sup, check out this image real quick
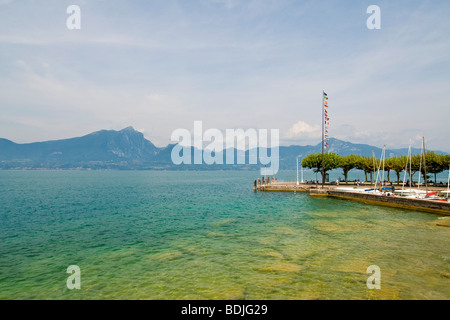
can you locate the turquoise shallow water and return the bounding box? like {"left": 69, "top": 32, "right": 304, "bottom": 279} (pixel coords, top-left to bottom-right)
{"left": 0, "top": 170, "right": 449, "bottom": 300}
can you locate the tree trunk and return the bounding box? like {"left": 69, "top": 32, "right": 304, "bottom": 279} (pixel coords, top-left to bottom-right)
{"left": 410, "top": 171, "right": 415, "bottom": 187}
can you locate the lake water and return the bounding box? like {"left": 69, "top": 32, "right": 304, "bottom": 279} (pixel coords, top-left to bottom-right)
{"left": 0, "top": 170, "right": 448, "bottom": 299}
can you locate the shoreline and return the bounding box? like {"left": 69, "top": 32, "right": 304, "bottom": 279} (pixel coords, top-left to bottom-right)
{"left": 254, "top": 181, "right": 450, "bottom": 215}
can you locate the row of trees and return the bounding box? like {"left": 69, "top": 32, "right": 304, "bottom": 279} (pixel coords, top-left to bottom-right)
{"left": 301, "top": 152, "right": 450, "bottom": 184}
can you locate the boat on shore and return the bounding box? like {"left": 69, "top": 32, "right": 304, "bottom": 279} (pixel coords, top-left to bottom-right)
{"left": 393, "top": 137, "right": 448, "bottom": 201}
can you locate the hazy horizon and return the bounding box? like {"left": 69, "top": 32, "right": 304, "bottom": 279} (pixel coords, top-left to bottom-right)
{"left": 2, "top": 125, "right": 449, "bottom": 154}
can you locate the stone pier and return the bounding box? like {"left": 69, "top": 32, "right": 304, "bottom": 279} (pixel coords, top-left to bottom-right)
{"left": 254, "top": 180, "right": 450, "bottom": 215}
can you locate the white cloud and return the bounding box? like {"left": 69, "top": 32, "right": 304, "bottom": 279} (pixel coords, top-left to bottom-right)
{"left": 284, "top": 121, "right": 321, "bottom": 140}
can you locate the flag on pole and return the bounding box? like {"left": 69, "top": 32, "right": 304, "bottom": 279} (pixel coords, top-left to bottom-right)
{"left": 323, "top": 92, "right": 330, "bottom": 150}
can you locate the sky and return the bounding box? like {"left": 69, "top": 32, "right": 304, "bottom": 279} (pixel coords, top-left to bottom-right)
{"left": 0, "top": 0, "right": 449, "bottom": 152}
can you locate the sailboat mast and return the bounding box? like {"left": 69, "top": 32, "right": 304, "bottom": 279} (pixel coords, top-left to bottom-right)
{"left": 418, "top": 143, "right": 422, "bottom": 190}
{"left": 423, "top": 137, "right": 428, "bottom": 193}
{"left": 372, "top": 150, "right": 375, "bottom": 184}
{"left": 409, "top": 143, "right": 412, "bottom": 189}
{"left": 402, "top": 143, "right": 411, "bottom": 191}
{"left": 382, "top": 146, "right": 386, "bottom": 184}
{"left": 321, "top": 90, "right": 325, "bottom": 188}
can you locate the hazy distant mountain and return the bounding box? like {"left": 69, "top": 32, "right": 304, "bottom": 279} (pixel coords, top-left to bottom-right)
{"left": 0, "top": 127, "right": 158, "bottom": 169}
{"left": 0, "top": 127, "right": 446, "bottom": 170}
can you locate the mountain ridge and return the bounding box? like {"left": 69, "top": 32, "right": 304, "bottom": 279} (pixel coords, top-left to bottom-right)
{"left": 0, "top": 127, "right": 446, "bottom": 170}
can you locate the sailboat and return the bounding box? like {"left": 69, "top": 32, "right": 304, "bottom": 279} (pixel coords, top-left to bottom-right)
{"left": 364, "top": 146, "right": 394, "bottom": 194}
{"left": 396, "top": 140, "right": 426, "bottom": 197}
{"left": 417, "top": 138, "right": 447, "bottom": 201}
{"left": 396, "top": 138, "right": 446, "bottom": 201}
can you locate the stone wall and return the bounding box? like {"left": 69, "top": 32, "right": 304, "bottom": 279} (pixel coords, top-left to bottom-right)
{"left": 328, "top": 190, "right": 450, "bottom": 215}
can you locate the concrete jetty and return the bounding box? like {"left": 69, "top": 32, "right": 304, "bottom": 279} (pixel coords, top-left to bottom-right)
{"left": 254, "top": 179, "right": 450, "bottom": 215}
{"left": 256, "top": 181, "right": 319, "bottom": 192}
{"left": 325, "top": 188, "right": 450, "bottom": 215}
{"left": 254, "top": 177, "right": 325, "bottom": 192}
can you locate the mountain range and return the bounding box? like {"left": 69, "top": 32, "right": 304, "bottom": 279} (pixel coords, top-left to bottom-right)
{"left": 0, "top": 127, "right": 445, "bottom": 170}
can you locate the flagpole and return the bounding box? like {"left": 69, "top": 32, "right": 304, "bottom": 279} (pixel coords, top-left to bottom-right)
{"left": 301, "top": 160, "right": 304, "bottom": 183}
{"left": 322, "top": 90, "right": 325, "bottom": 188}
